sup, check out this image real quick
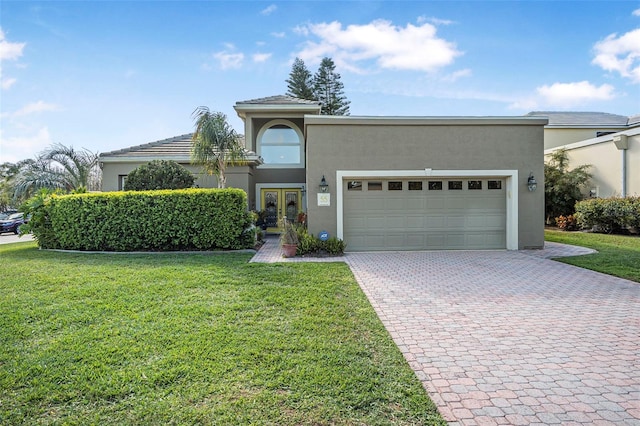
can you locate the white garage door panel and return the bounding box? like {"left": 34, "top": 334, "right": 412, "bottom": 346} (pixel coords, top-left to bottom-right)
{"left": 344, "top": 178, "right": 506, "bottom": 251}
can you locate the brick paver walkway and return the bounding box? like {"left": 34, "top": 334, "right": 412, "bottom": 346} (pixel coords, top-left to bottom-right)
{"left": 251, "top": 241, "right": 639, "bottom": 425}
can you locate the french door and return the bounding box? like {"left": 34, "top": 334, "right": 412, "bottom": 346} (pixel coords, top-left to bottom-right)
{"left": 260, "top": 188, "right": 302, "bottom": 232}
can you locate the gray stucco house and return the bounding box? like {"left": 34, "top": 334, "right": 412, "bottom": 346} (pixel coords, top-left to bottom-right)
{"left": 100, "top": 95, "right": 548, "bottom": 251}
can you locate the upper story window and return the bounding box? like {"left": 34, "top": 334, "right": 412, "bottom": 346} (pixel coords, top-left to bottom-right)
{"left": 257, "top": 120, "right": 304, "bottom": 168}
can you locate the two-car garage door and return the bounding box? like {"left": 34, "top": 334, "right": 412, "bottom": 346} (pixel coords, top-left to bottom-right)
{"left": 343, "top": 178, "right": 506, "bottom": 251}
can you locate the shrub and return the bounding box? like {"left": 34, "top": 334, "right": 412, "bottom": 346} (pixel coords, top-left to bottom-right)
{"left": 544, "top": 149, "right": 591, "bottom": 224}
{"left": 295, "top": 226, "right": 345, "bottom": 256}
{"left": 575, "top": 197, "right": 640, "bottom": 234}
{"left": 297, "top": 230, "right": 320, "bottom": 254}
{"left": 19, "top": 188, "right": 65, "bottom": 247}
{"left": 27, "top": 188, "right": 253, "bottom": 251}
{"left": 124, "top": 160, "right": 195, "bottom": 191}
{"left": 555, "top": 215, "right": 577, "bottom": 231}
{"left": 323, "top": 236, "right": 347, "bottom": 255}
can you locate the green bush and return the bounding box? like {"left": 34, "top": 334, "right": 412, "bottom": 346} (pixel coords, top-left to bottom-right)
{"left": 297, "top": 229, "right": 320, "bottom": 254}
{"left": 575, "top": 197, "right": 640, "bottom": 234}
{"left": 544, "top": 149, "right": 591, "bottom": 224}
{"left": 124, "top": 160, "right": 195, "bottom": 191}
{"left": 295, "top": 226, "right": 345, "bottom": 256}
{"left": 26, "top": 188, "right": 253, "bottom": 251}
{"left": 323, "top": 236, "right": 346, "bottom": 255}
{"left": 19, "top": 188, "right": 65, "bottom": 247}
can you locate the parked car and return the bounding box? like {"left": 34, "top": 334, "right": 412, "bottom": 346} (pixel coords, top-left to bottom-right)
{"left": 0, "top": 209, "right": 18, "bottom": 220}
{"left": 0, "top": 212, "right": 27, "bottom": 235}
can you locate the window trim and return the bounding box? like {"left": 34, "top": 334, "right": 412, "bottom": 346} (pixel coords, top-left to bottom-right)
{"left": 256, "top": 119, "right": 305, "bottom": 169}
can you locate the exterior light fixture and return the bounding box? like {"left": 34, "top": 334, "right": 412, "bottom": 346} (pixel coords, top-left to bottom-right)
{"left": 319, "top": 175, "right": 329, "bottom": 193}
{"left": 527, "top": 173, "right": 537, "bottom": 192}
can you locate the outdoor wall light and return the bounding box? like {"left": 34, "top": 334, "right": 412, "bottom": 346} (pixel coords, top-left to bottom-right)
{"left": 527, "top": 173, "right": 537, "bottom": 192}
{"left": 319, "top": 175, "right": 329, "bottom": 193}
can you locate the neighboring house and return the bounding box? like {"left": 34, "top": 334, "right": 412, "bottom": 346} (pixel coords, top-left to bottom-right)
{"left": 530, "top": 111, "right": 640, "bottom": 198}
{"left": 101, "top": 95, "right": 548, "bottom": 251}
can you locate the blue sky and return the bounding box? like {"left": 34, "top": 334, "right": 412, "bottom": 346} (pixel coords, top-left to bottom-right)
{"left": 1, "top": 1, "right": 639, "bottom": 163}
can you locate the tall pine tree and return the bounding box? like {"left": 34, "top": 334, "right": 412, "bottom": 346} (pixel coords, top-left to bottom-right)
{"left": 285, "top": 57, "right": 315, "bottom": 101}
{"left": 313, "top": 57, "right": 350, "bottom": 116}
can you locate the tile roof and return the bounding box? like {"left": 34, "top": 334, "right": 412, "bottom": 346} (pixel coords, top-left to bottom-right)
{"left": 525, "top": 111, "right": 629, "bottom": 126}
{"left": 100, "top": 134, "right": 194, "bottom": 158}
{"left": 100, "top": 133, "right": 251, "bottom": 160}
{"left": 235, "top": 95, "right": 320, "bottom": 106}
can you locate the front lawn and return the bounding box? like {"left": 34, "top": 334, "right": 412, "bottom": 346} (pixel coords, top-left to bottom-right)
{"left": 0, "top": 242, "right": 444, "bottom": 425}
{"left": 545, "top": 229, "right": 640, "bottom": 283}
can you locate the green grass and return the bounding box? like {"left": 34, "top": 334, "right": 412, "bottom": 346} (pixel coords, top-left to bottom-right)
{"left": 545, "top": 229, "right": 640, "bottom": 283}
{"left": 0, "top": 242, "right": 444, "bottom": 425}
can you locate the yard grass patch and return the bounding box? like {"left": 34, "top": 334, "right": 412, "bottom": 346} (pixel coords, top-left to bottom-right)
{"left": 0, "top": 242, "right": 444, "bottom": 425}
{"left": 545, "top": 229, "right": 640, "bottom": 283}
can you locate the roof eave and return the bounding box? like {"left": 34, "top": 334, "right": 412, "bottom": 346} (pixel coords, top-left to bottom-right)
{"left": 234, "top": 103, "right": 321, "bottom": 119}
{"left": 544, "top": 124, "right": 629, "bottom": 129}
{"left": 303, "top": 115, "right": 549, "bottom": 126}
{"left": 100, "top": 154, "right": 263, "bottom": 166}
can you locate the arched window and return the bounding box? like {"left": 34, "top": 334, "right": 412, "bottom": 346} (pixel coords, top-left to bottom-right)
{"left": 257, "top": 120, "right": 304, "bottom": 167}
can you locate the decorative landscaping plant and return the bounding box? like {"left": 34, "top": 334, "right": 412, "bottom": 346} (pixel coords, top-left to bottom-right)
{"left": 280, "top": 217, "right": 299, "bottom": 257}
{"left": 295, "top": 225, "right": 346, "bottom": 256}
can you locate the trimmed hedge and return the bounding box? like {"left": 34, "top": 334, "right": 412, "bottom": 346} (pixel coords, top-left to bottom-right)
{"left": 33, "top": 188, "right": 253, "bottom": 251}
{"left": 575, "top": 197, "right": 640, "bottom": 234}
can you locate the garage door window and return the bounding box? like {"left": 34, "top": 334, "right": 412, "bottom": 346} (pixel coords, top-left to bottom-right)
{"left": 468, "top": 180, "right": 482, "bottom": 190}
{"left": 388, "top": 181, "right": 403, "bottom": 191}
{"left": 488, "top": 180, "right": 502, "bottom": 189}
{"left": 428, "top": 181, "right": 443, "bottom": 190}
{"left": 409, "top": 181, "right": 423, "bottom": 190}
{"left": 448, "top": 181, "right": 463, "bottom": 190}
{"left": 368, "top": 181, "right": 383, "bottom": 191}
{"left": 348, "top": 181, "right": 362, "bottom": 191}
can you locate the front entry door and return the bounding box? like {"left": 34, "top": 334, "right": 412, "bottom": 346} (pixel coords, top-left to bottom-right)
{"left": 260, "top": 188, "right": 302, "bottom": 232}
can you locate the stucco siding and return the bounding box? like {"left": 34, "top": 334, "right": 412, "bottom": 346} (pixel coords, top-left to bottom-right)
{"left": 254, "top": 168, "right": 305, "bottom": 184}
{"left": 100, "top": 161, "right": 254, "bottom": 196}
{"left": 305, "top": 119, "right": 546, "bottom": 250}
{"left": 557, "top": 134, "right": 639, "bottom": 198}
{"left": 544, "top": 128, "right": 625, "bottom": 149}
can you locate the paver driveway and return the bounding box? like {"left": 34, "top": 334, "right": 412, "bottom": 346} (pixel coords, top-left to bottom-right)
{"left": 346, "top": 250, "right": 640, "bottom": 425}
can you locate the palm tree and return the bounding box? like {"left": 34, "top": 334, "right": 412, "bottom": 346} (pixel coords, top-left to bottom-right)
{"left": 11, "top": 143, "right": 100, "bottom": 201}
{"left": 191, "top": 107, "right": 246, "bottom": 189}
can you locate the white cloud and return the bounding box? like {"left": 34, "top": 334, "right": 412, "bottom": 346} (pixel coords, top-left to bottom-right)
{"left": 538, "top": 81, "right": 615, "bottom": 106}
{"left": 271, "top": 32, "right": 286, "bottom": 38}
{"left": 260, "top": 4, "right": 277, "bottom": 16}
{"left": 442, "top": 69, "right": 472, "bottom": 82}
{"left": 0, "top": 28, "right": 26, "bottom": 91}
{"left": 252, "top": 53, "right": 272, "bottom": 63}
{"left": 1, "top": 77, "right": 16, "bottom": 90}
{"left": 295, "top": 19, "right": 462, "bottom": 73}
{"left": 213, "top": 49, "right": 244, "bottom": 70}
{"left": 12, "top": 101, "right": 62, "bottom": 118}
{"left": 0, "top": 28, "right": 25, "bottom": 60}
{"left": 0, "top": 127, "right": 52, "bottom": 163}
{"left": 633, "top": 9, "right": 640, "bottom": 17}
{"left": 592, "top": 28, "right": 640, "bottom": 83}
{"left": 293, "top": 25, "right": 309, "bottom": 37}
{"left": 510, "top": 81, "right": 616, "bottom": 109}
{"left": 417, "top": 16, "right": 455, "bottom": 26}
